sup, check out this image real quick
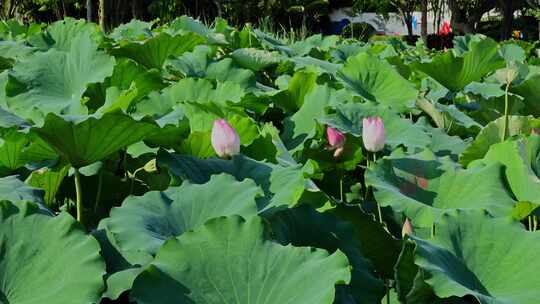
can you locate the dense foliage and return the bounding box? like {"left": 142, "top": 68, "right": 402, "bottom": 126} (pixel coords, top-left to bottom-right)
{"left": 1, "top": 16, "right": 540, "bottom": 304}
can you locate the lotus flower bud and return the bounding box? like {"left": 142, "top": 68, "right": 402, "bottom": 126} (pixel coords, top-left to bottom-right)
{"left": 402, "top": 218, "right": 414, "bottom": 237}
{"left": 211, "top": 119, "right": 240, "bottom": 158}
{"left": 326, "top": 126, "right": 346, "bottom": 157}
{"left": 531, "top": 128, "right": 539, "bottom": 136}
{"left": 362, "top": 117, "right": 386, "bottom": 152}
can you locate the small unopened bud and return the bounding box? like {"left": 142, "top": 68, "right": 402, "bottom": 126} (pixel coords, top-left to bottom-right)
{"left": 326, "top": 126, "right": 346, "bottom": 158}
{"left": 402, "top": 218, "right": 414, "bottom": 237}
{"left": 143, "top": 159, "right": 158, "bottom": 173}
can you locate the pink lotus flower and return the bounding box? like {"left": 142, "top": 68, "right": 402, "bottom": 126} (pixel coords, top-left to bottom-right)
{"left": 362, "top": 117, "right": 386, "bottom": 152}
{"left": 402, "top": 218, "right": 414, "bottom": 237}
{"left": 326, "top": 126, "right": 346, "bottom": 157}
{"left": 211, "top": 119, "right": 240, "bottom": 158}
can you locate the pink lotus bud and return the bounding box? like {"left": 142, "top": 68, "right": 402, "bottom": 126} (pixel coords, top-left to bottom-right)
{"left": 402, "top": 218, "right": 414, "bottom": 237}
{"left": 326, "top": 126, "right": 346, "bottom": 149}
{"left": 362, "top": 117, "right": 386, "bottom": 152}
{"left": 211, "top": 119, "right": 240, "bottom": 158}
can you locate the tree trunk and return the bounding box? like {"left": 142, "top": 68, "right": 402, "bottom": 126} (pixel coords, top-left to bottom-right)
{"left": 131, "top": 0, "right": 140, "bottom": 20}
{"left": 99, "top": 0, "right": 105, "bottom": 32}
{"left": 499, "top": 0, "right": 514, "bottom": 40}
{"left": 421, "top": 0, "right": 428, "bottom": 43}
{"left": 86, "top": 0, "right": 92, "bottom": 22}
{"left": 405, "top": 13, "right": 414, "bottom": 40}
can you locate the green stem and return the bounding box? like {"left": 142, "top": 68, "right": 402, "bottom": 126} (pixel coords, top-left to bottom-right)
{"left": 339, "top": 177, "right": 344, "bottom": 203}
{"left": 373, "top": 153, "right": 383, "bottom": 224}
{"left": 74, "top": 168, "right": 83, "bottom": 224}
{"left": 529, "top": 216, "right": 534, "bottom": 231}
{"left": 386, "top": 280, "right": 391, "bottom": 304}
{"left": 129, "top": 168, "right": 143, "bottom": 196}
{"left": 534, "top": 216, "right": 538, "bottom": 232}
{"left": 502, "top": 82, "right": 511, "bottom": 142}
{"left": 93, "top": 169, "right": 103, "bottom": 213}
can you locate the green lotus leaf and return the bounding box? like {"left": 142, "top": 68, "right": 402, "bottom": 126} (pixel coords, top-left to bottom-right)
{"left": 290, "top": 34, "right": 339, "bottom": 56}
{"left": 365, "top": 150, "right": 515, "bottom": 228}
{"left": 409, "top": 210, "right": 540, "bottom": 304}
{"left": 157, "top": 151, "right": 328, "bottom": 212}
{"left": 331, "top": 204, "right": 403, "bottom": 279}
{"left": 6, "top": 31, "right": 115, "bottom": 121}
{"left": 27, "top": 163, "right": 70, "bottom": 206}
{"left": 131, "top": 215, "right": 351, "bottom": 304}
{"left": 337, "top": 52, "right": 418, "bottom": 112}
{"left": 206, "top": 57, "right": 256, "bottom": 88}
{"left": 289, "top": 56, "right": 342, "bottom": 75}
{"left": 32, "top": 112, "right": 158, "bottom": 168}
{"left": 110, "top": 19, "right": 154, "bottom": 42}
{"left": 512, "top": 72, "right": 540, "bottom": 116}
{"left": 0, "top": 175, "right": 44, "bottom": 204}
{"left": 0, "top": 129, "right": 57, "bottom": 171}
{"left": 281, "top": 84, "right": 341, "bottom": 151}
{"left": 0, "top": 201, "right": 106, "bottom": 304}
{"left": 101, "top": 58, "right": 165, "bottom": 103}
{"left": 104, "top": 173, "right": 261, "bottom": 258}
{"left": 231, "top": 48, "right": 281, "bottom": 71}
{"left": 29, "top": 18, "right": 100, "bottom": 51}
{"left": 169, "top": 16, "right": 210, "bottom": 37}
{"left": 413, "top": 38, "right": 504, "bottom": 92}
{"left": 269, "top": 205, "right": 385, "bottom": 303}
{"left": 273, "top": 69, "right": 318, "bottom": 112}
{"left": 477, "top": 136, "right": 540, "bottom": 205}
{"left": 463, "top": 82, "right": 505, "bottom": 99}
{"left": 166, "top": 45, "right": 213, "bottom": 78}
{"left": 460, "top": 115, "right": 540, "bottom": 166}
{"left": 111, "top": 32, "right": 205, "bottom": 69}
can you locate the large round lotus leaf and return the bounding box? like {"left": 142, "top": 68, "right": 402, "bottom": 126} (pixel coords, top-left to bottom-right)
{"left": 268, "top": 206, "right": 384, "bottom": 304}
{"left": 477, "top": 136, "right": 540, "bottom": 205}
{"left": 105, "top": 173, "right": 262, "bottom": 258}
{"left": 0, "top": 175, "right": 44, "bottom": 204}
{"left": 410, "top": 210, "right": 540, "bottom": 304}
{"left": 32, "top": 112, "right": 158, "bottom": 168}
{"left": 231, "top": 48, "right": 281, "bottom": 71}
{"left": 111, "top": 32, "right": 205, "bottom": 69}
{"left": 412, "top": 38, "right": 504, "bottom": 92}
{"left": 460, "top": 115, "right": 540, "bottom": 166}
{"left": 0, "top": 128, "right": 57, "bottom": 171}
{"left": 6, "top": 32, "right": 115, "bottom": 121}
{"left": 365, "top": 150, "right": 515, "bottom": 228}
{"left": 131, "top": 215, "right": 351, "bottom": 304}
{"left": 157, "top": 151, "right": 329, "bottom": 212}
{"left": 337, "top": 52, "right": 418, "bottom": 112}
{"left": 0, "top": 201, "right": 105, "bottom": 304}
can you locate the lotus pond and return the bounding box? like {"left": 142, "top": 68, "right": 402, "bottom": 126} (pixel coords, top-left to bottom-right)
{"left": 1, "top": 17, "right": 540, "bottom": 304}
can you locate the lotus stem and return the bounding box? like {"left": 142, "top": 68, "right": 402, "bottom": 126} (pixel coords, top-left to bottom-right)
{"left": 386, "top": 280, "right": 391, "bottom": 304}
{"left": 93, "top": 169, "right": 103, "bottom": 213}
{"left": 502, "top": 82, "right": 511, "bottom": 141}
{"left": 74, "top": 168, "right": 83, "bottom": 224}
{"left": 373, "top": 153, "right": 383, "bottom": 224}
{"left": 339, "top": 178, "right": 344, "bottom": 203}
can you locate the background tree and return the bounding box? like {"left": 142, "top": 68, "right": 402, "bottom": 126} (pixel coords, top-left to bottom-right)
{"left": 525, "top": 0, "right": 540, "bottom": 39}
{"left": 447, "top": 0, "right": 496, "bottom": 33}
{"left": 421, "top": 0, "right": 428, "bottom": 42}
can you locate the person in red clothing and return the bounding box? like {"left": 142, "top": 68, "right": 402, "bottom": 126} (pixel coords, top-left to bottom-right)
{"left": 438, "top": 21, "right": 452, "bottom": 36}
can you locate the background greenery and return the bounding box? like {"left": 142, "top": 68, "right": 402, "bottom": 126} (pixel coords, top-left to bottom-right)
{"left": 1, "top": 0, "right": 540, "bottom": 42}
